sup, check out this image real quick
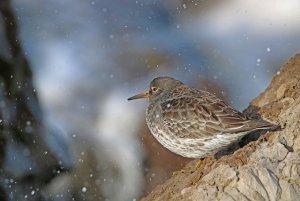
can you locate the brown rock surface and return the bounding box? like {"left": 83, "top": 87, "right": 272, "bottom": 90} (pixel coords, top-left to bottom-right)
{"left": 141, "top": 54, "right": 300, "bottom": 201}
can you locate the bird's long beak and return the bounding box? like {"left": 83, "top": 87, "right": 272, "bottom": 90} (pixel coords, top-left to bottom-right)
{"left": 128, "top": 90, "right": 149, "bottom": 101}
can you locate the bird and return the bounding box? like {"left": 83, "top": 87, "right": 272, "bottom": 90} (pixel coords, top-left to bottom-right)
{"left": 128, "top": 76, "right": 277, "bottom": 158}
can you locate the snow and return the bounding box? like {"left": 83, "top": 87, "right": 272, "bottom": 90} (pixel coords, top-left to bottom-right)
{"left": 81, "top": 186, "right": 87, "bottom": 193}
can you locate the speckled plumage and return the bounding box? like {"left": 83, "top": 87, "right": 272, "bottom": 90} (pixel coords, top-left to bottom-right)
{"left": 128, "top": 76, "right": 276, "bottom": 158}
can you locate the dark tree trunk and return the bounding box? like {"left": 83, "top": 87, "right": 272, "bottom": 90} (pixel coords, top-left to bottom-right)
{"left": 0, "top": 1, "right": 72, "bottom": 200}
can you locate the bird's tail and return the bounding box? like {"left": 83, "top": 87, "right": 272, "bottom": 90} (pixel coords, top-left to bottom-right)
{"left": 247, "top": 119, "right": 280, "bottom": 131}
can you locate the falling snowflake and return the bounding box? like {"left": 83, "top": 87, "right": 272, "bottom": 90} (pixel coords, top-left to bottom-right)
{"left": 81, "top": 187, "right": 87, "bottom": 193}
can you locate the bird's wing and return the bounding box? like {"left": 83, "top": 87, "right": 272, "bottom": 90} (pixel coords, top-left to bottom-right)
{"left": 160, "top": 90, "right": 250, "bottom": 139}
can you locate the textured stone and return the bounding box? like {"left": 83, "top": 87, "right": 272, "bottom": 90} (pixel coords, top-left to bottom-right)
{"left": 237, "top": 168, "right": 269, "bottom": 201}
{"left": 224, "top": 187, "right": 250, "bottom": 201}
{"left": 279, "top": 180, "right": 300, "bottom": 201}
{"left": 276, "top": 84, "right": 287, "bottom": 99}
{"left": 257, "top": 168, "right": 281, "bottom": 201}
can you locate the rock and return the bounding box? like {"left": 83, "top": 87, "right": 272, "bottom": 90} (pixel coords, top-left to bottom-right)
{"left": 276, "top": 84, "right": 287, "bottom": 99}
{"left": 141, "top": 54, "right": 300, "bottom": 201}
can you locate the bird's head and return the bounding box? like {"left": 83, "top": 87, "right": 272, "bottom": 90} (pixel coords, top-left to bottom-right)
{"left": 128, "top": 76, "right": 183, "bottom": 102}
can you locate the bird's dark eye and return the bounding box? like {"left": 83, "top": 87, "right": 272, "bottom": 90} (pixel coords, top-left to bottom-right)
{"left": 151, "top": 87, "right": 158, "bottom": 93}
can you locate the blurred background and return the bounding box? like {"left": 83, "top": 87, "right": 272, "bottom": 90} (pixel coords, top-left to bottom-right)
{"left": 0, "top": 0, "right": 300, "bottom": 200}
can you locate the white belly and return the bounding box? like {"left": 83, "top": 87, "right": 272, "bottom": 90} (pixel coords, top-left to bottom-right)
{"left": 145, "top": 104, "right": 242, "bottom": 158}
